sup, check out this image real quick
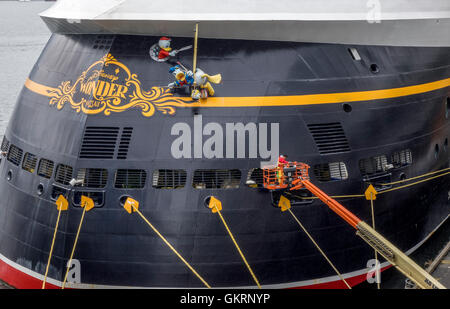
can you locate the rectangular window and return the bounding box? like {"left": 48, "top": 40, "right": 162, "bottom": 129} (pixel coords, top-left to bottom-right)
{"left": 55, "top": 164, "right": 74, "bottom": 185}
{"left": 391, "top": 149, "right": 412, "bottom": 168}
{"left": 76, "top": 168, "right": 108, "bottom": 188}
{"left": 246, "top": 168, "right": 264, "bottom": 188}
{"left": 115, "top": 169, "right": 147, "bottom": 189}
{"left": 51, "top": 185, "right": 68, "bottom": 201}
{"left": 271, "top": 190, "right": 314, "bottom": 207}
{"left": 152, "top": 169, "right": 186, "bottom": 189}
{"left": 313, "top": 162, "right": 349, "bottom": 182}
{"left": 193, "top": 169, "right": 241, "bottom": 189}
{"left": 37, "top": 159, "right": 54, "bottom": 179}
{"left": 7, "top": 145, "right": 23, "bottom": 166}
{"left": 359, "top": 155, "right": 388, "bottom": 175}
{"left": 22, "top": 152, "right": 38, "bottom": 173}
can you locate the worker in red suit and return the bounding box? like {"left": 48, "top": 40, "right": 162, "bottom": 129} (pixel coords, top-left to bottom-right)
{"left": 278, "top": 154, "right": 288, "bottom": 166}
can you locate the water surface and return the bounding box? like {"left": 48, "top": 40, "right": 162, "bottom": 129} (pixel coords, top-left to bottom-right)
{"left": 0, "top": 1, "right": 52, "bottom": 136}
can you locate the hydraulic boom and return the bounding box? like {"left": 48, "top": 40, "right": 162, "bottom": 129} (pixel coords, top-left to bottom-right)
{"left": 263, "top": 162, "right": 445, "bottom": 289}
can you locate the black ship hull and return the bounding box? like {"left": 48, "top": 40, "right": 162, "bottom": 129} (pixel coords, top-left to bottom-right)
{"left": 0, "top": 34, "right": 448, "bottom": 288}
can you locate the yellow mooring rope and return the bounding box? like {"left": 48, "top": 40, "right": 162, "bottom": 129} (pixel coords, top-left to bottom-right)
{"left": 214, "top": 208, "right": 262, "bottom": 289}
{"left": 380, "top": 167, "right": 450, "bottom": 186}
{"left": 62, "top": 206, "right": 87, "bottom": 289}
{"left": 369, "top": 192, "right": 380, "bottom": 289}
{"left": 131, "top": 205, "right": 211, "bottom": 288}
{"left": 42, "top": 206, "right": 63, "bottom": 289}
{"left": 377, "top": 171, "right": 450, "bottom": 195}
{"left": 286, "top": 167, "right": 450, "bottom": 201}
{"left": 286, "top": 208, "right": 352, "bottom": 289}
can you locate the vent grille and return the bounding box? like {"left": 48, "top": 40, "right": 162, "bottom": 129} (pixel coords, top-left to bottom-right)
{"left": 93, "top": 35, "right": 114, "bottom": 50}
{"left": 7, "top": 145, "right": 23, "bottom": 166}
{"left": 79, "top": 127, "right": 119, "bottom": 159}
{"left": 307, "top": 123, "right": 351, "bottom": 155}
{"left": 359, "top": 155, "right": 388, "bottom": 175}
{"left": 1, "top": 136, "right": 9, "bottom": 152}
{"left": 313, "top": 162, "right": 348, "bottom": 182}
{"left": 55, "top": 164, "right": 74, "bottom": 185}
{"left": 392, "top": 149, "right": 412, "bottom": 168}
{"left": 246, "top": 168, "right": 264, "bottom": 188}
{"left": 115, "top": 169, "right": 146, "bottom": 189}
{"left": 152, "top": 169, "right": 186, "bottom": 189}
{"left": 117, "top": 127, "right": 133, "bottom": 159}
{"left": 22, "top": 153, "right": 37, "bottom": 173}
{"left": 37, "top": 159, "right": 54, "bottom": 179}
{"left": 76, "top": 168, "right": 108, "bottom": 188}
{"left": 193, "top": 169, "right": 241, "bottom": 189}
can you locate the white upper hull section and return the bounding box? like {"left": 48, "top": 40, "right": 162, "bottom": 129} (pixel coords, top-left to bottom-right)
{"left": 39, "top": 0, "right": 450, "bottom": 46}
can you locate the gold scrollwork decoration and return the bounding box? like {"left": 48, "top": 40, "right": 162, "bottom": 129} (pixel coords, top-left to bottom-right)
{"left": 46, "top": 53, "right": 194, "bottom": 117}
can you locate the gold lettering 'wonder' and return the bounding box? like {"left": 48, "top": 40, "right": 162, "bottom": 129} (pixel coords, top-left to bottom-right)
{"left": 44, "top": 53, "right": 195, "bottom": 117}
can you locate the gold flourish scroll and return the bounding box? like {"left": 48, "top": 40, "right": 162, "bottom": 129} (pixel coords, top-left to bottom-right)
{"left": 47, "top": 53, "right": 194, "bottom": 117}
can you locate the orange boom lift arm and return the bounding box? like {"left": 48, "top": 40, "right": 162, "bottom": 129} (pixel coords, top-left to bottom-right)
{"left": 263, "top": 162, "right": 445, "bottom": 289}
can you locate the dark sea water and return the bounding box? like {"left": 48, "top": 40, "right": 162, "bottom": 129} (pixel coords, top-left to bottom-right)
{"left": 0, "top": 1, "right": 52, "bottom": 136}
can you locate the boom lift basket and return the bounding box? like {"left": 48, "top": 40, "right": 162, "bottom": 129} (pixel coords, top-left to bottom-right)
{"left": 262, "top": 162, "right": 310, "bottom": 190}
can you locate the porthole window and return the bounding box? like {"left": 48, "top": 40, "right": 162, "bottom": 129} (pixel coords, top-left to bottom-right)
{"left": 370, "top": 63, "right": 379, "bottom": 74}
{"left": 37, "top": 184, "right": 44, "bottom": 196}
{"left": 119, "top": 195, "right": 131, "bottom": 207}
{"left": 343, "top": 103, "right": 352, "bottom": 113}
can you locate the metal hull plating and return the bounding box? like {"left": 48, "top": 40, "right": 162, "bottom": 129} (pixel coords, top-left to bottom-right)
{"left": 0, "top": 34, "right": 449, "bottom": 288}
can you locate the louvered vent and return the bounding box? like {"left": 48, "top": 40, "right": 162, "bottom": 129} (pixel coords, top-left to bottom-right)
{"left": 76, "top": 168, "right": 108, "bottom": 188}
{"left": 246, "top": 168, "right": 264, "bottom": 188}
{"left": 37, "top": 159, "right": 54, "bottom": 179}
{"left": 22, "top": 153, "right": 37, "bottom": 173}
{"left": 115, "top": 169, "right": 146, "bottom": 189}
{"left": 193, "top": 169, "right": 241, "bottom": 189}
{"left": 117, "top": 127, "right": 133, "bottom": 159}
{"left": 313, "top": 162, "right": 348, "bottom": 182}
{"left": 80, "top": 127, "right": 119, "bottom": 159}
{"left": 307, "top": 123, "right": 351, "bottom": 155}
{"left": 359, "top": 155, "right": 388, "bottom": 175}
{"left": 152, "top": 169, "right": 186, "bottom": 189}
{"left": 55, "top": 164, "right": 74, "bottom": 185}
{"left": 1, "top": 136, "right": 9, "bottom": 152}
{"left": 7, "top": 145, "right": 23, "bottom": 166}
